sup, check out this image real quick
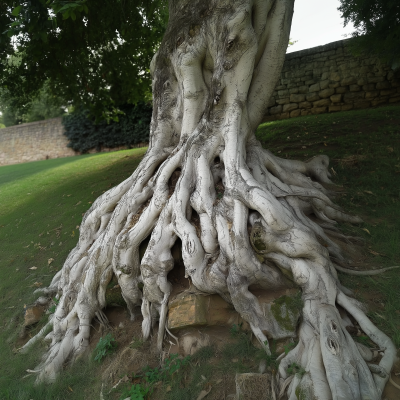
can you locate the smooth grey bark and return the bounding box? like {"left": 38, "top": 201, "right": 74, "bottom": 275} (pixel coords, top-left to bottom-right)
{"left": 24, "top": 1, "right": 396, "bottom": 398}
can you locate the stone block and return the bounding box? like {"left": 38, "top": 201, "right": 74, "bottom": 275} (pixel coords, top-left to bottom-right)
{"left": 343, "top": 91, "right": 365, "bottom": 103}
{"left": 301, "top": 110, "right": 311, "bottom": 116}
{"left": 290, "top": 93, "right": 305, "bottom": 103}
{"left": 236, "top": 373, "right": 272, "bottom": 400}
{"left": 290, "top": 109, "right": 301, "bottom": 118}
{"left": 168, "top": 293, "right": 239, "bottom": 330}
{"left": 353, "top": 100, "right": 371, "bottom": 109}
{"left": 275, "top": 85, "right": 287, "bottom": 90}
{"left": 277, "top": 112, "right": 290, "bottom": 120}
{"left": 389, "top": 96, "right": 400, "bottom": 103}
{"left": 319, "top": 88, "right": 335, "bottom": 98}
{"left": 309, "top": 83, "right": 320, "bottom": 92}
{"left": 335, "top": 87, "right": 347, "bottom": 94}
{"left": 368, "top": 76, "right": 385, "bottom": 83}
{"left": 329, "top": 82, "right": 340, "bottom": 89}
{"left": 321, "top": 72, "right": 330, "bottom": 80}
{"left": 168, "top": 294, "right": 208, "bottom": 329}
{"left": 330, "top": 94, "right": 342, "bottom": 103}
{"left": 277, "top": 89, "right": 289, "bottom": 97}
{"left": 269, "top": 105, "right": 282, "bottom": 115}
{"left": 298, "top": 85, "right": 309, "bottom": 94}
{"left": 299, "top": 101, "right": 312, "bottom": 109}
{"left": 349, "top": 85, "right": 361, "bottom": 92}
{"left": 381, "top": 89, "right": 397, "bottom": 96}
{"left": 305, "top": 79, "right": 316, "bottom": 85}
{"left": 357, "top": 78, "right": 367, "bottom": 86}
{"left": 341, "top": 104, "right": 354, "bottom": 111}
{"left": 306, "top": 92, "right": 320, "bottom": 102}
{"left": 330, "top": 72, "right": 341, "bottom": 82}
{"left": 365, "top": 91, "right": 379, "bottom": 99}
{"left": 24, "top": 305, "right": 45, "bottom": 326}
{"left": 283, "top": 103, "right": 298, "bottom": 113}
{"left": 320, "top": 79, "right": 330, "bottom": 90}
{"left": 313, "top": 99, "right": 330, "bottom": 107}
{"left": 311, "top": 106, "right": 327, "bottom": 114}
{"left": 363, "top": 84, "right": 376, "bottom": 91}
{"left": 276, "top": 97, "right": 289, "bottom": 105}
{"left": 329, "top": 105, "right": 342, "bottom": 112}
{"left": 288, "top": 87, "right": 299, "bottom": 94}
{"left": 341, "top": 76, "right": 356, "bottom": 86}
{"left": 376, "top": 81, "right": 391, "bottom": 90}
{"left": 371, "top": 98, "right": 388, "bottom": 107}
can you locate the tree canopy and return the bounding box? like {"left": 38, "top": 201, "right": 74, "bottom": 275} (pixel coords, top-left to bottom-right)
{"left": 338, "top": 0, "right": 400, "bottom": 67}
{"left": 0, "top": 1, "right": 168, "bottom": 120}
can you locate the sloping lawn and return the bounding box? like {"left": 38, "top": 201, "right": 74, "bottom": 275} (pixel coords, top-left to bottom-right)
{"left": 0, "top": 104, "right": 399, "bottom": 399}
{"left": 0, "top": 148, "right": 146, "bottom": 399}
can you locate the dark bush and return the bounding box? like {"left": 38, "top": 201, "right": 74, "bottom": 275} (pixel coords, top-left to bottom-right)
{"left": 63, "top": 103, "right": 152, "bottom": 153}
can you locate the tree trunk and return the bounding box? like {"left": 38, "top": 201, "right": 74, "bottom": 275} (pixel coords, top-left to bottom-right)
{"left": 24, "top": 0, "right": 396, "bottom": 398}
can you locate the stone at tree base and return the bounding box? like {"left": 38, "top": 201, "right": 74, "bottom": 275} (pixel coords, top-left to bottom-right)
{"left": 235, "top": 373, "right": 272, "bottom": 400}
{"left": 24, "top": 305, "right": 45, "bottom": 326}
{"left": 167, "top": 293, "right": 242, "bottom": 330}
{"left": 168, "top": 290, "right": 301, "bottom": 339}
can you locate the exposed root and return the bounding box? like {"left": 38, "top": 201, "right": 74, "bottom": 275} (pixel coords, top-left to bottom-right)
{"left": 25, "top": 0, "right": 396, "bottom": 398}
{"left": 334, "top": 264, "right": 400, "bottom": 276}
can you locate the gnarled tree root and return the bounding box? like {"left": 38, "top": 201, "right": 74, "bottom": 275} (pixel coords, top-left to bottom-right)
{"left": 24, "top": 0, "right": 396, "bottom": 398}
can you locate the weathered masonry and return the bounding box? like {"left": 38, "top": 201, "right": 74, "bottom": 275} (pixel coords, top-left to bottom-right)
{"left": 0, "top": 117, "right": 77, "bottom": 166}
{"left": 264, "top": 39, "right": 400, "bottom": 121}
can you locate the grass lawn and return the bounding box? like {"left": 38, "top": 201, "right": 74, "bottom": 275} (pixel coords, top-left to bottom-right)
{"left": 0, "top": 104, "right": 399, "bottom": 399}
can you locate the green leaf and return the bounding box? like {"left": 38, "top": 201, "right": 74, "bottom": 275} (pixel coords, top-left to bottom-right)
{"left": 12, "top": 6, "right": 22, "bottom": 16}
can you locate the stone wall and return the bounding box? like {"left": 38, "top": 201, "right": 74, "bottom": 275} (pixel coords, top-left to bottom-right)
{"left": 0, "top": 117, "right": 148, "bottom": 166}
{"left": 0, "top": 117, "right": 77, "bottom": 166}
{"left": 264, "top": 39, "right": 400, "bottom": 121}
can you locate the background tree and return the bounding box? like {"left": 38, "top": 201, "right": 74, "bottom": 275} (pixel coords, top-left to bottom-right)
{"left": 14, "top": 0, "right": 397, "bottom": 399}
{"left": 0, "top": 81, "right": 66, "bottom": 127}
{"left": 1, "top": 1, "right": 168, "bottom": 120}
{"left": 338, "top": 0, "right": 400, "bottom": 68}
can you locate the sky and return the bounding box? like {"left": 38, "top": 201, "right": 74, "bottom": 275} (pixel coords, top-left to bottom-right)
{"left": 288, "top": 0, "right": 356, "bottom": 53}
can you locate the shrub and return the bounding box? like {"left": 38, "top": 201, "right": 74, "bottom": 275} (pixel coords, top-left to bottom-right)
{"left": 63, "top": 103, "right": 152, "bottom": 153}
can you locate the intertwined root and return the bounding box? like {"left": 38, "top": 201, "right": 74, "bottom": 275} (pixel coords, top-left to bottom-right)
{"left": 24, "top": 144, "right": 395, "bottom": 399}
{"left": 23, "top": 0, "right": 396, "bottom": 398}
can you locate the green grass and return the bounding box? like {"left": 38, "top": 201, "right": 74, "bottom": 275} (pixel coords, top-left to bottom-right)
{"left": 0, "top": 104, "right": 399, "bottom": 398}
{"left": 0, "top": 148, "right": 146, "bottom": 399}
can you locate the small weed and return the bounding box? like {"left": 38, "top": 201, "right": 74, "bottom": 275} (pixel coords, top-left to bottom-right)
{"left": 283, "top": 342, "right": 296, "bottom": 355}
{"left": 143, "top": 353, "right": 191, "bottom": 384}
{"left": 287, "top": 362, "right": 306, "bottom": 378}
{"left": 229, "top": 322, "right": 243, "bottom": 337}
{"left": 130, "top": 337, "right": 144, "bottom": 350}
{"left": 119, "top": 384, "right": 149, "bottom": 400}
{"left": 354, "top": 335, "right": 371, "bottom": 347}
{"left": 48, "top": 297, "right": 59, "bottom": 314}
{"left": 94, "top": 333, "right": 117, "bottom": 363}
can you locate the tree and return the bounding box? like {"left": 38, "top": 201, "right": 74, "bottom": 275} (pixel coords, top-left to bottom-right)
{"left": 1, "top": 1, "right": 168, "bottom": 119}
{"left": 338, "top": 0, "right": 400, "bottom": 67}
{"left": 20, "top": 0, "right": 396, "bottom": 398}
{"left": 0, "top": 81, "right": 66, "bottom": 127}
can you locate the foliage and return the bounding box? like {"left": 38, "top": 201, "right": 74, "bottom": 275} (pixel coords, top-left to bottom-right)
{"left": 338, "top": 0, "right": 400, "bottom": 66}
{"left": 287, "top": 362, "right": 306, "bottom": 378}
{"left": 229, "top": 322, "right": 243, "bottom": 337}
{"left": 0, "top": 81, "right": 66, "bottom": 127}
{"left": 48, "top": 297, "right": 60, "bottom": 314}
{"left": 94, "top": 333, "right": 117, "bottom": 363}
{"left": 119, "top": 384, "right": 149, "bottom": 400}
{"left": 0, "top": 1, "right": 168, "bottom": 120}
{"left": 62, "top": 103, "right": 152, "bottom": 153}
{"left": 143, "top": 354, "right": 191, "bottom": 384}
